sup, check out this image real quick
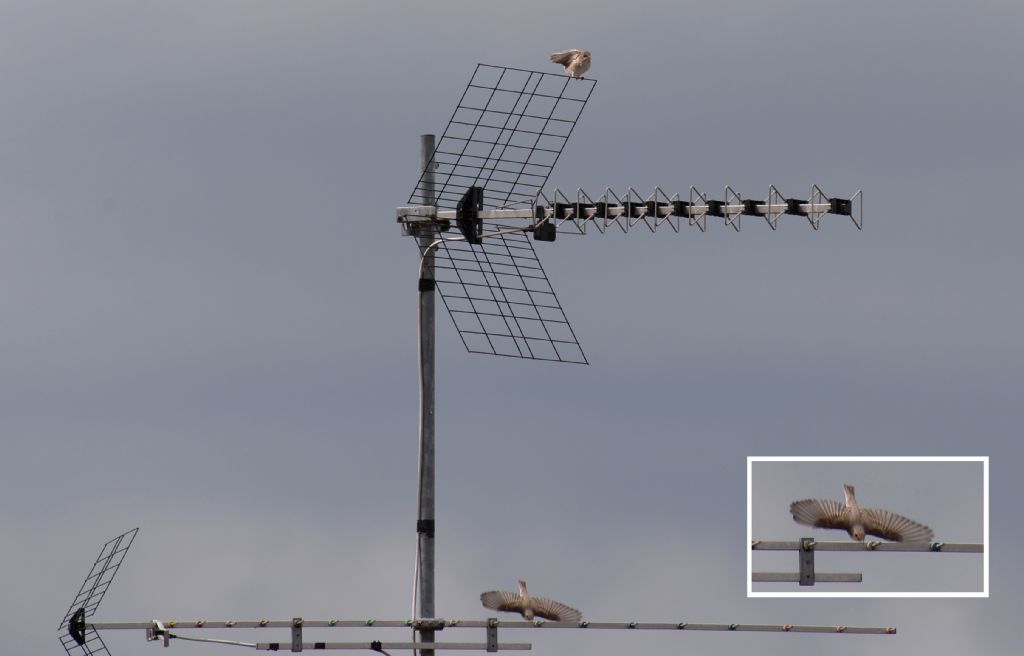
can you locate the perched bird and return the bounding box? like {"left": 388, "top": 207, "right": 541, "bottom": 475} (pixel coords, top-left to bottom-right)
{"left": 549, "top": 49, "right": 591, "bottom": 78}
{"left": 790, "top": 483, "right": 934, "bottom": 543}
{"left": 480, "top": 580, "right": 582, "bottom": 622}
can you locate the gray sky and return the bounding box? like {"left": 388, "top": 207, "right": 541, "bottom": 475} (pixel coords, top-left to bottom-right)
{"left": 750, "top": 459, "right": 985, "bottom": 593}
{"left": 2, "top": 1, "right": 1021, "bottom": 655}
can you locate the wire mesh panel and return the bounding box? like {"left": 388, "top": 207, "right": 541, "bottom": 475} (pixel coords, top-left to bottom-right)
{"left": 59, "top": 624, "right": 111, "bottom": 656}
{"left": 423, "top": 227, "right": 587, "bottom": 364}
{"left": 58, "top": 528, "right": 138, "bottom": 656}
{"left": 409, "top": 64, "right": 595, "bottom": 364}
{"left": 409, "top": 64, "right": 596, "bottom": 211}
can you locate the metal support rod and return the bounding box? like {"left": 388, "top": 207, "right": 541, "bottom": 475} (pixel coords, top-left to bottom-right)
{"left": 429, "top": 203, "right": 837, "bottom": 222}
{"left": 799, "top": 537, "right": 815, "bottom": 586}
{"left": 417, "top": 133, "right": 437, "bottom": 656}
{"left": 752, "top": 572, "right": 863, "bottom": 584}
{"left": 256, "top": 643, "right": 531, "bottom": 652}
{"left": 398, "top": 203, "right": 842, "bottom": 224}
{"left": 90, "top": 619, "right": 897, "bottom": 635}
{"left": 486, "top": 619, "right": 498, "bottom": 653}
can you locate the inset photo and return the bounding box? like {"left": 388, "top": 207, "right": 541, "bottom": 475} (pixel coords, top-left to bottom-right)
{"left": 747, "top": 456, "right": 987, "bottom": 597}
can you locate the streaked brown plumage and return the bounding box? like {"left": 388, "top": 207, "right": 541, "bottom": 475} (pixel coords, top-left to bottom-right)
{"left": 790, "top": 483, "right": 934, "bottom": 542}
{"left": 480, "top": 580, "right": 582, "bottom": 622}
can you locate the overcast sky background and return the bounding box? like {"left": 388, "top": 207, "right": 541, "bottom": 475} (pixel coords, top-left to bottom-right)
{"left": 1, "top": 1, "right": 1021, "bottom": 655}
{"left": 749, "top": 458, "right": 985, "bottom": 593}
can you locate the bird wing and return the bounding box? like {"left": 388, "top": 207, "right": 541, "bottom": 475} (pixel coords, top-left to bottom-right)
{"left": 529, "top": 596, "right": 582, "bottom": 623}
{"left": 550, "top": 50, "right": 581, "bottom": 65}
{"left": 861, "top": 507, "right": 934, "bottom": 543}
{"left": 480, "top": 590, "right": 524, "bottom": 613}
{"left": 790, "top": 498, "right": 850, "bottom": 531}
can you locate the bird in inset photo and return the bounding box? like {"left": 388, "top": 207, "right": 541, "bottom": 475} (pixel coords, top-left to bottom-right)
{"left": 550, "top": 49, "right": 591, "bottom": 78}
{"left": 790, "top": 483, "right": 934, "bottom": 542}
{"left": 480, "top": 579, "right": 582, "bottom": 622}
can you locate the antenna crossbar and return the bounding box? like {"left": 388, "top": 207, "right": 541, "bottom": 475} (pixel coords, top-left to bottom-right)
{"left": 89, "top": 618, "right": 897, "bottom": 635}
{"left": 398, "top": 185, "right": 862, "bottom": 234}
{"left": 752, "top": 540, "right": 983, "bottom": 553}
{"left": 255, "top": 643, "right": 528, "bottom": 652}
{"left": 752, "top": 538, "right": 983, "bottom": 586}
{"left": 752, "top": 572, "right": 863, "bottom": 583}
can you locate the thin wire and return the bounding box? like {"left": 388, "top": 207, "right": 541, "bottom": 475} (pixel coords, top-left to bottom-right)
{"left": 414, "top": 233, "right": 447, "bottom": 656}
{"left": 170, "top": 633, "right": 257, "bottom": 648}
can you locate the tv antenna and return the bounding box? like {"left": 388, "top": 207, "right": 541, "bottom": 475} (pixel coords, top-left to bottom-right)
{"left": 58, "top": 529, "right": 898, "bottom": 655}
{"left": 395, "top": 62, "right": 865, "bottom": 654}
{"left": 58, "top": 64, "right": 881, "bottom": 656}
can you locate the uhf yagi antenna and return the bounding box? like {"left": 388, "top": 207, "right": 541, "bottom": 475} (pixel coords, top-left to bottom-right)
{"left": 398, "top": 64, "right": 862, "bottom": 365}
{"left": 58, "top": 529, "right": 897, "bottom": 654}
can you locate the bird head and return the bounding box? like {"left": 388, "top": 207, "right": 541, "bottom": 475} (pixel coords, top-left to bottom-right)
{"left": 850, "top": 524, "right": 866, "bottom": 541}
{"left": 581, "top": 51, "right": 591, "bottom": 61}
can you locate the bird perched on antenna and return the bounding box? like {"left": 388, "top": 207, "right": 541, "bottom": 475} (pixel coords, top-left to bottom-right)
{"left": 480, "top": 580, "right": 583, "bottom": 622}
{"left": 550, "top": 49, "right": 591, "bottom": 78}
{"left": 790, "top": 483, "right": 934, "bottom": 543}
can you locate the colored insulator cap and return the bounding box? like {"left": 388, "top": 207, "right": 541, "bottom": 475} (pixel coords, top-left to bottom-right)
{"left": 677, "top": 623, "right": 687, "bottom": 630}
{"left": 729, "top": 624, "right": 738, "bottom": 630}
{"left": 195, "top": 621, "right": 205, "bottom": 628}
{"left": 259, "top": 620, "right": 269, "bottom": 627}
{"left": 931, "top": 542, "right": 945, "bottom": 551}
{"left": 628, "top": 622, "right": 637, "bottom": 629}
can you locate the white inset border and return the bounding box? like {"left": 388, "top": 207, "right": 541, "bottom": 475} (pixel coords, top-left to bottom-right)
{"left": 746, "top": 455, "right": 988, "bottom": 598}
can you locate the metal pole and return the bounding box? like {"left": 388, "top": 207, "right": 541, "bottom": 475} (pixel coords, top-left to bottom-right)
{"left": 417, "top": 134, "right": 437, "bottom": 656}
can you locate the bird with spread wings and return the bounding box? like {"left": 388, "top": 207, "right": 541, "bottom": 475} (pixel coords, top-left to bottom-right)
{"left": 549, "top": 49, "right": 591, "bottom": 78}
{"left": 790, "top": 483, "right": 934, "bottom": 542}
{"left": 480, "top": 580, "right": 582, "bottom": 622}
